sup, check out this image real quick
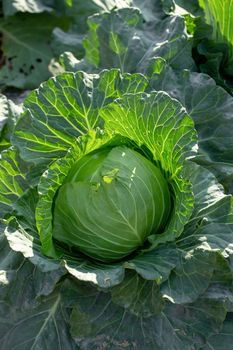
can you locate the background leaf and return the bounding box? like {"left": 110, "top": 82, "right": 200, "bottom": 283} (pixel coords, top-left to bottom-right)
{"left": 76, "top": 8, "right": 195, "bottom": 74}
{"left": 198, "top": 0, "right": 233, "bottom": 76}
{"left": 2, "top": 0, "right": 56, "bottom": 16}
{"left": 0, "top": 13, "right": 67, "bottom": 89}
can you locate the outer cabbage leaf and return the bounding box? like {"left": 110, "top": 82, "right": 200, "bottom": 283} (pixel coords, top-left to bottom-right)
{"left": 0, "top": 244, "right": 65, "bottom": 308}
{"left": 0, "top": 95, "right": 9, "bottom": 136}
{"left": 0, "top": 95, "right": 23, "bottom": 152}
{"left": 67, "top": 278, "right": 226, "bottom": 350}
{"left": 201, "top": 255, "right": 233, "bottom": 313}
{"left": 0, "top": 148, "right": 29, "bottom": 217}
{"left": 0, "top": 221, "right": 69, "bottom": 350}
{"left": 147, "top": 60, "right": 233, "bottom": 193}
{"left": 201, "top": 314, "right": 233, "bottom": 350}
{"left": 0, "top": 278, "right": 77, "bottom": 350}
{"left": 111, "top": 270, "right": 165, "bottom": 317}
{"left": 13, "top": 70, "right": 148, "bottom": 165}
{"left": 0, "top": 94, "right": 11, "bottom": 151}
{"left": 0, "top": 222, "right": 23, "bottom": 297}
{"left": 162, "top": 250, "right": 217, "bottom": 304}
{"left": 162, "top": 163, "right": 233, "bottom": 303}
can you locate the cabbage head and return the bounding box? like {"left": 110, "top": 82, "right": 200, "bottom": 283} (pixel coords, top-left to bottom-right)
{"left": 52, "top": 146, "right": 171, "bottom": 262}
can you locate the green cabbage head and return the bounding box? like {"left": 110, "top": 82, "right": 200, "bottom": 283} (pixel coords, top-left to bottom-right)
{"left": 52, "top": 146, "right": 171, "bottom": 262}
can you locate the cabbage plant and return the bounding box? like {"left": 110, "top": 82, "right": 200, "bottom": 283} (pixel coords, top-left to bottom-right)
{"left": 20, "top": 70, "right": 195, "bottom": 263}
{"left": 1, "top": 68, "right": 233, "bottom": 349}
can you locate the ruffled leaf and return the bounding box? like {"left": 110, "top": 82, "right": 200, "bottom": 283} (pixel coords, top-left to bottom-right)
{"left": 101, "top": 91, "right": 197, "bottom": 245}
{"left": 13, "top": 70, "right": 148, "bottom": 165}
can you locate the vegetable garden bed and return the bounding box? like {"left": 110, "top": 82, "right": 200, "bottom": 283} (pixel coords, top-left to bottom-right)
{"left": 0, "top": 1, "right": 233, "bottom": 349}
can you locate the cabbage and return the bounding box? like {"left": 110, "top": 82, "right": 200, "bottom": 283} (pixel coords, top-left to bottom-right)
{"left": 0, "top": 68, "right": 232, "bottom": 349}
{"left": 53, "top": 146, "right": 171, "bottom": 261}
